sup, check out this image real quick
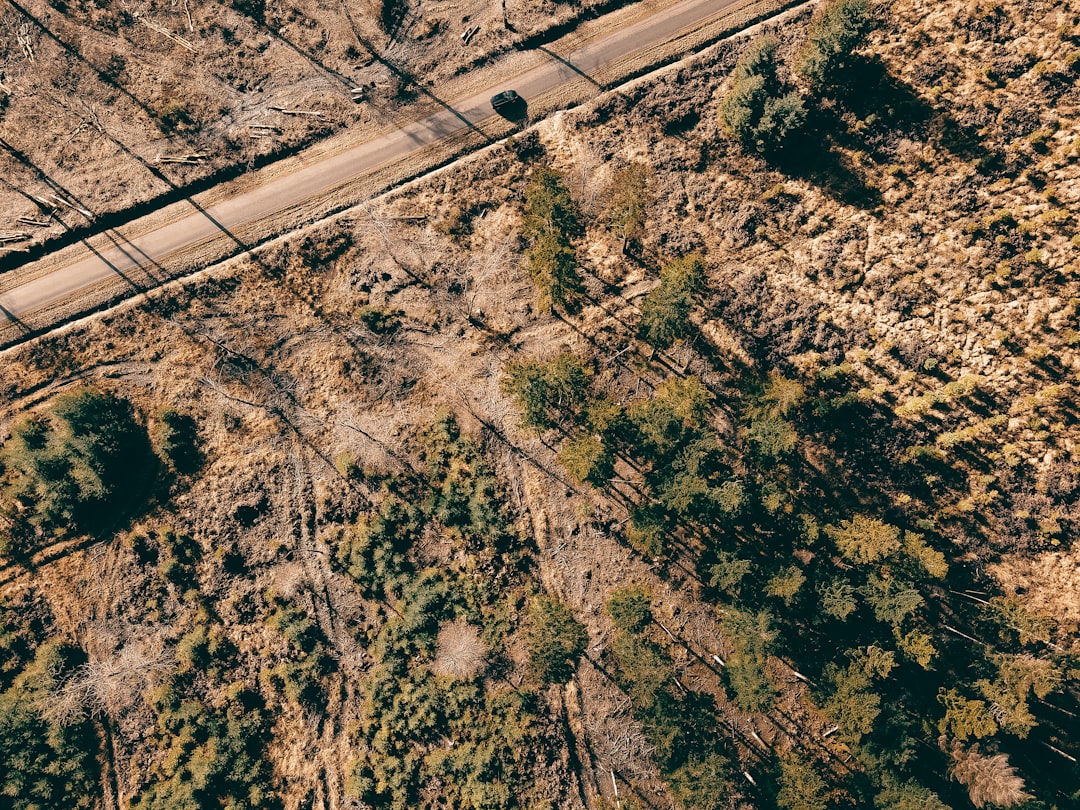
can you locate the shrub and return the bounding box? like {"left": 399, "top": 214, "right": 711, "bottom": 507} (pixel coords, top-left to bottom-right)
{"left": 136, "top": 683, "right": 279, "bottom": 810}
{"left": 3, "top": 388, "right": 158, "bottom": 537}
{"left": 525, "top": 596, "right": 586, "bottom": 684}
{"left": 417, "top": 414, "right": 507, "bottom": 546}
{"left": 357, "top": 304, "right": 403, "bottom": 335}
{"left": 605, "top": 585, "right": 653, "bottom": 633}
{"left": 335, "top": 494, "right": 422, "bottom": 600}
{"left": 626, "top": 506, "right": 665, "bottom": 557}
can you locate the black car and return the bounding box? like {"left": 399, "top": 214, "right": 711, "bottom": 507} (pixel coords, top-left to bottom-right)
{"left": 490, "top": 90, "right": 522, "bottom": 111}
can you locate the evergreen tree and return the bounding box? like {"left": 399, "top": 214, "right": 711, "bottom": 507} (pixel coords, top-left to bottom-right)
{"left": 796, "top": 0, "right": 874, "bottom": 90}
{"left": 721, "top": 609, "right": 777, "bottom": 713}
{"left": 526, "top": 230, "right": 583, "bottom": 313}
{"left": 558, "top": 433, "right": 614, "bottom": 486}
{"left": 938, "top": 689, "right": 998, "bottom": 740}
{"left": 638, "top": 254, "right": 707, "bottom": 350}
{"left": 630, "top": 376, "right": 713, "bottom": 459}
{"left": 525, "top": 596, "right": 587, "bottom": 684}
{"left": 825, "top": 515, "right": 902, "bottom": 565}
{"left": 522, "top": 167, "right": 583, "bottom": 312}
{"left": 873, "top": 778, "right": 950, "bottom": 810}
{"left": 708, "top": 551, "right": 753, "bottom": 595}
{"left": 2, "top": 387, "right": 158, "bottom": 538}
{"left": 606, "top": 162, "right": 652, "bottom": 252}
{"left": 720, "top": 36, "right": 807, "bottom": 155}
{"left": 501, "top": 354, "right": 591, "bottom": 432}
{"left": 0, "top": 641, "right": 99, "bottom": 810}
{"left": 522, "top": 167, "right": 582, "bottom": 243}
{"left": 822, "top": 662, "right": 881, "bottom": 744}
{"left": 777, "top": 753, "right": 828, "bottom": 810}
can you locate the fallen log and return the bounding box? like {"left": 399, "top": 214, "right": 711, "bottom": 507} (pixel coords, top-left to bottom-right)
{"left": 270, "top": 105, "right": 325, "bottom": 118}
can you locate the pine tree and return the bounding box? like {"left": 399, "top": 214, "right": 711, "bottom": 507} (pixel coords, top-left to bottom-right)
{"left": 777, "top": 753, "right": 828, "bottom": 810}
{"left": 796, "top": 0, "right": 874, "bottom": 90}
{"left": 2, "top": 387, "right": 158, "bottom": 537}
{"left": 525, "top": 596, "right": 587, "bottom": 684}
{"left": 720, "top": 36, "right": 807, "bottom": 155}
{"left": 521, "top": 167, "right": 583, "bottom": 312}
{"left": 606, "top": 162, "right": 652, "bottom": 252}
{"left": 501, "top": 353, "right": 591, "bottom": 433}
{"left": 825, "top": 515, "right": 902, "bottom": 564}
{"left": 638, "top": 254, "right": 706, "bottom": 350}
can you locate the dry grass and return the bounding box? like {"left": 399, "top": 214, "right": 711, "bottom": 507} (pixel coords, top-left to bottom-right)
{"left": 432, "top": 619, "right": 488, "bottom": 679}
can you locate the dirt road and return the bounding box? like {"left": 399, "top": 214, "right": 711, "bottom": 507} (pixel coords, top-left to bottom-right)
{"left": 0, "top": 0, "right": 786, "bottom": 341}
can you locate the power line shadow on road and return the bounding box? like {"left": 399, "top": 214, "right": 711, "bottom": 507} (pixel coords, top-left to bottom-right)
{"left": 0, "top": 302, "right": 30, "bottom": 334}
{"left": 74, "top": 233, "right": 147, "bottom": 295}
{"left": 536, "top": 45, "right": 602, "bottom": 89}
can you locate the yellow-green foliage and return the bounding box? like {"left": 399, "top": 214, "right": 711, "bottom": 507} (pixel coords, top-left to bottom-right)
{"left": 825, "top": 514, "right": 902, "bottom": 564}
{"left": 2, "top": 387, "right": 158, "bottom": 537}
{"left": 135, "top": 679, "right": 278, "bottom": 810}
{"left": 525, "top": 595, "right": 587, "bottom": 685}
{"left": 0, "top": 641, "right": 99, "bottom": 810}
{"left": 894, "top": 375, "right": 983, "bottom": 418}
{"left": 521, "top": 167, "right": 583, "bottom": 312}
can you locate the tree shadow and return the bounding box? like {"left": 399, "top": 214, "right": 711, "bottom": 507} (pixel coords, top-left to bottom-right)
{"left": 7, "top": 0, "right": 171, "bottom": 131}
{"left": 336, "top": 3, "right": 495, "bottom": 143}
{"left": 771, "top": 121, "right": 883, "bottom": 210}
{"left": 825, "top": 54, "right": 1000, "bottom": 170}
{"left": 760, "top": 53, "right": 1003, "bottom": 208}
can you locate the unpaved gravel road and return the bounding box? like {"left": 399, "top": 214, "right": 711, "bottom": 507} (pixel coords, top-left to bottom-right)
{"left": 0, "top": 0, "right": 792, "bottom": 345}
